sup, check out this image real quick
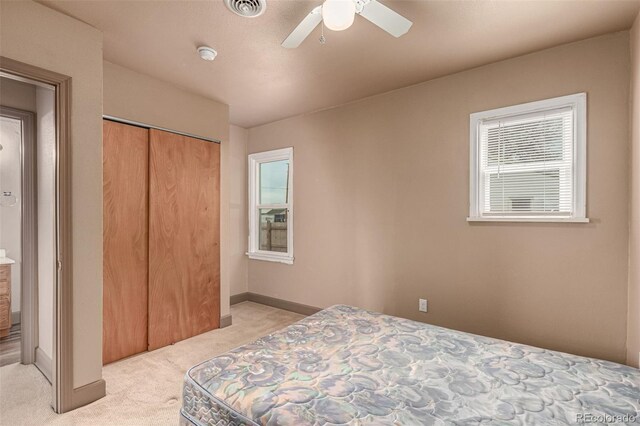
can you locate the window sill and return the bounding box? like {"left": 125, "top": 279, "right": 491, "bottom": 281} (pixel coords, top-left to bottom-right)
{"left": 246, "top": 252, "right": 294, "bottom": 265}
{"left": 467, "top": 217, "right": 590, "bottom": 223}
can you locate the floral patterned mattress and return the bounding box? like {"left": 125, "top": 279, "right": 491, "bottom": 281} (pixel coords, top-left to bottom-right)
{"left": 180, "top": 305, "right": 640, "bottom": 425}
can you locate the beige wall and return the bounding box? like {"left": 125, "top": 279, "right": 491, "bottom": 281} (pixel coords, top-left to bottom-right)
{"left": 0, "top": 0, "right": 104, "bottom": 388}
{"left": 628, "top": 13, "right": 640, "bottom": 368}
{"left": 248, "top": 33, "right": 631, "bottom": 364}
{"left": 103, "top": 61, "right": 229, "bottom": 144}
{"left": 103, "top": 61, "right": 232, "bottom": 317}
{"left": 229, "top": 125, "right": 248, "bottom": 296}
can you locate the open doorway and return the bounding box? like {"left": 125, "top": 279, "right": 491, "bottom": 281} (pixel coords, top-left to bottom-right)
{"left": 0, "top": 57, "right": 74, "bottom": 414}
{"left": 0, "top": 75, "right": 55, "bottom": 393}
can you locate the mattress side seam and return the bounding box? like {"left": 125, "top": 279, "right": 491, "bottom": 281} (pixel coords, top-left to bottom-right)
{"left": 184, "top": 372, "right": 260, "bottom": 426}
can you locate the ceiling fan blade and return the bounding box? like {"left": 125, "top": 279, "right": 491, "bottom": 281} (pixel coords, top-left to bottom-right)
{"left": 282, "top": 6, "right": 323, "bottom": 49}
{"left": 358, "top": 0, "right": 412, "bottom": 38}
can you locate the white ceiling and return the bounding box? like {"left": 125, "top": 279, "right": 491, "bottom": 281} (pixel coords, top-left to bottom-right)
{"left": 39, "top": 0, "right": 640, "bottom": 128}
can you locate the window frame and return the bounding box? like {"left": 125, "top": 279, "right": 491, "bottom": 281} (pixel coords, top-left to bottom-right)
{"left": 468, "top": 93, "right": 588, "bottom": 223}
{"left": 247, "top": 147, "right": 294, "bottom": 264}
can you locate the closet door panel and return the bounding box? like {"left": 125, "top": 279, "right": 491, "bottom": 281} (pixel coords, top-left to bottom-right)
{"left": 148, "top": 129, "right": 220, "bottom": 350}
{"left": 103, "top": 120, "right": 149, "bottom": 364}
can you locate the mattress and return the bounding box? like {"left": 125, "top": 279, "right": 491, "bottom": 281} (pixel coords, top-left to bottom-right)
{"left": 181, "top": 305, "right": 640, "bottom": 425}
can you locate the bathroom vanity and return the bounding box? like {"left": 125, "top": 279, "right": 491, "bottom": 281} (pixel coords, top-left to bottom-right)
{"left": 0, "top": 258, "right": 14, "bottom": 338}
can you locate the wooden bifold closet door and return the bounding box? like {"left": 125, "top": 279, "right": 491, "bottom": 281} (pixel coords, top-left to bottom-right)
{"left": 103, "top": 120, "right": 149, "bottom": 364}
{"left": 148, "top": 129, "right": 220, "bottom": 350}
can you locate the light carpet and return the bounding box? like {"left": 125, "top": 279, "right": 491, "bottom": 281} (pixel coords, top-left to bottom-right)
{"left": 0, "top": 302, "right": 304, "bottom": 425}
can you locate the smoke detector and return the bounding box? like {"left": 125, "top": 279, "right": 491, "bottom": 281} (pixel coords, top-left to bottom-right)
{"left": 197, "top": 46, "right": 218, "bottom": 61}
{"left": 224, "top": 0, "right": 266, "bottom": 18}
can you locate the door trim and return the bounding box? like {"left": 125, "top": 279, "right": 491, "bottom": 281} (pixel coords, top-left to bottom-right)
{"left": 0, "top": 106, "right": 38, "bottom": 366}
{"left": 0, "top": 56, "right": 74, "bottom": 413}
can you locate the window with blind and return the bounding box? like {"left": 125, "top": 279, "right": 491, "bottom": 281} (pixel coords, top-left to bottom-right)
{"left": 469, "top": 93, "right": 587, "bottom": 222}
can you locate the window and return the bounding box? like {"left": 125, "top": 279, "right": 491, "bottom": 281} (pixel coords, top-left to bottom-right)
{"left": 248, "top": 148, "right": 294, "bottom": 264}
{"left": 468, "top": 93, "right": 588, "bottom": 222}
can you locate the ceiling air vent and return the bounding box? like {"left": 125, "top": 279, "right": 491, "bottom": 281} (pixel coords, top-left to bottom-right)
{"left": 224, "top": 0, "right": 266, "bottom": 18}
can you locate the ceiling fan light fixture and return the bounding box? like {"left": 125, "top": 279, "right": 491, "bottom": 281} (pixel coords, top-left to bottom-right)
{"left": 322, "top": 0, "right": 356, "bottom": 31}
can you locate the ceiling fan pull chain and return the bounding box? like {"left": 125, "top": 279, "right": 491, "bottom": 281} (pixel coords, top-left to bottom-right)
{"left": 319, "top": 21, "right": 326, "bottom": 44}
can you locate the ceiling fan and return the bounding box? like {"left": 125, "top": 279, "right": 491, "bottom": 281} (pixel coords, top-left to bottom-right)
{"left": 282, "top": 0, "right": 413, "bottom": 48}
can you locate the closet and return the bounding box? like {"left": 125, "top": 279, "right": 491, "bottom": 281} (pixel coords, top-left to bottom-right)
{"left": 103, "top": 120, "right": 220, "bottom": 365}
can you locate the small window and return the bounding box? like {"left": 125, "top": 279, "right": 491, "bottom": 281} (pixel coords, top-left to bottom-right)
{"left": 468, "top": 93, "right": 588, "bottom": 223}
{"left": 248, "top": 148, "right": 294, "bottom": 264}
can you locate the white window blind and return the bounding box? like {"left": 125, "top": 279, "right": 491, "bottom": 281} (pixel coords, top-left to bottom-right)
{"left": 469, "top": 93, "right": 587, "bottom": 222}
{"left": 481, "top": 107, "right": 573, "bottom": 215}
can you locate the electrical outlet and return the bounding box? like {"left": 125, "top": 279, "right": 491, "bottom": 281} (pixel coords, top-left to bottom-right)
{"left": 419, "top": 299, "right": 428, "bottom": 313}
